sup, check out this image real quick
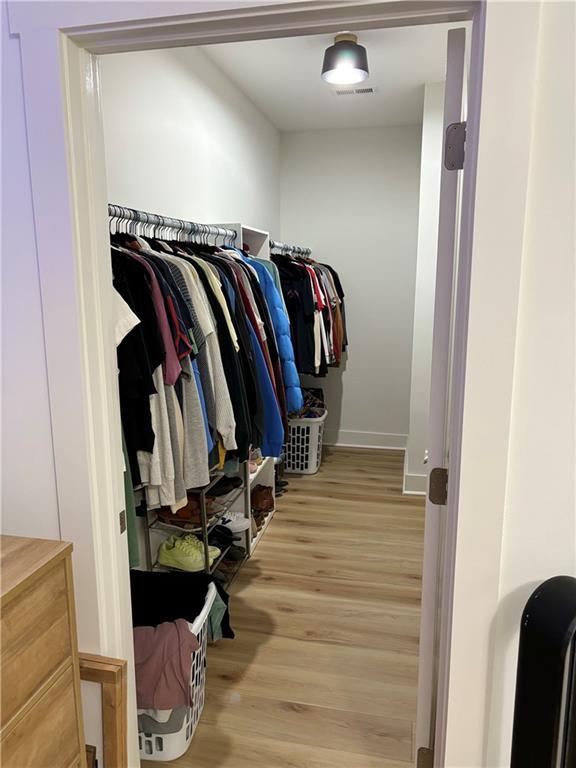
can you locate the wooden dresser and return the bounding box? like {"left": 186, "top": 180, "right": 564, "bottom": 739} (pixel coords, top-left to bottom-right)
{"left": 0, "top": 535, "right": 86, "bottom": 768}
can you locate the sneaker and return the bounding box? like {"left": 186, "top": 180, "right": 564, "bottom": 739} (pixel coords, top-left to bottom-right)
{"left": 180, "top": 534, "right": 220, "bottom": 560}
{"left": 157, "top": 535, "right": 205, "bottom": 572}
{"left": 209, "top": 525, "right": 235, "bottom": 548}
{"left": 223, "top": 509, "right": 250, "bottom": 533}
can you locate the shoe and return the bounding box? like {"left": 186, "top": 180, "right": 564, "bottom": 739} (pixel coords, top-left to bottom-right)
{"left": 211, "top": 475, "right": 242, "bottom": 497}
{"left": 157, "top": 494, "right": 217, "bottom": 526}
{"left": 209, "top": 529, "right": 234, "bottom": 552}
{"left": 226, "top": 545, "right": 246, "bottom": 562}
{"left": 252, "top": 511, "right": 266, "bottom": 530}
{"left": 157, "top": 535, "right": 206, "bottom": 572}
{"left": 250, "top": 448, "right": 264, "bottom": 466}
{"left": 222, "top": 509, "right": 250, "bottom": 533}
{"left": 210, "top": 525, "right": 235, "bottom": 546}
{"left": 155, "top": 513, "right": 194, "bottom": 530}
{"left": 157, "top": 506, "right": 217, "bottom": 528}
{"left": 275, "top": 489, "right": 285, "bottom": 498}
{"left": 218, "top": 559, "right": 238, "bottom": 575}
{"left": 251, "top": 485, "right": 274, "bottom": 513}
{"left": 275, "top": 479, "right": 289, "bottom": 488}
{"left": 181, "top": 534, "right": 220, "bottom": 560}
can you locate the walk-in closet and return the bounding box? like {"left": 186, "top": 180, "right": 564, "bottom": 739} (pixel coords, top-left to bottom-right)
{"left": 96, "top": 21, "right": 462, "bottom": 768}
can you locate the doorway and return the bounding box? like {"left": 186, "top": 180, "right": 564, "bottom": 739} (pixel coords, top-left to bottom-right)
{"left": 96, "top": 19, "right": 473, "bottom": 767}
{"left": 12, "top": 3, "right": 482, "bottom": 764}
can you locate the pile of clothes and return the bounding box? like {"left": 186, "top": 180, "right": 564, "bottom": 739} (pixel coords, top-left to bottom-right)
{"left": 131, "top": 570, "right": 233, "bottom": 736}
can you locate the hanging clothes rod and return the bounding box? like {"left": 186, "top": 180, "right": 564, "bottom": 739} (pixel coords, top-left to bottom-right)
{"left": 108, "top": 203, "right": 237, "bottom": 245}
{"left": 269, "top": 239, "right": 312, "bottom": 257}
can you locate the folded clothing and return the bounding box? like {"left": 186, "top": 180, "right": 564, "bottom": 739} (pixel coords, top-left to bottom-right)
{"left": 138, "top": 705, "right": 188, "bottom": 735}
{"left": 133, "top": 619, "right": 199, "bottom": 710}
{"left": 130, "top": 569, "right": 234, "bottom": 639}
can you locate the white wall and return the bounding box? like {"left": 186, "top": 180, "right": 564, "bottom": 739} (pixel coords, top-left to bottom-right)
{"left": 280, "top": 127, "right": 422, "bottom": 448}
{"left": 485, "top": 1, "right": 576, "bottom": 763}
{"left": 445, "top": 2, "right": 576, "bottom": 765}
{"left": 1, "top": 3, "right": 60, "bottom": 539}
{"left": 100, "top": 45, "right": 280, "bottom": 235}
{"left": 404, "top": 83, "right": 444, "bottom": 494}
{"left": 5, "top": 2, "right": 575, "bottom": 766}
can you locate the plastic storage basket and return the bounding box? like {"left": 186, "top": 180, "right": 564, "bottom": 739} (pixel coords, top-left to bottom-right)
{"left": 284, "top": 410, "right": 328, "bottom": 475}
{"left": 138, "top": 582, "right": 217, "bottom": 762}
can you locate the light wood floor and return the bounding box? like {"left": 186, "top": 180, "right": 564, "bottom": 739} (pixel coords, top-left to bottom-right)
{"left": 153, "top": 447, "right": 425, "bottom": 768}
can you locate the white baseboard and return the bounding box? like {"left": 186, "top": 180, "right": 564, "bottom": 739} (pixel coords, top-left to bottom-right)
{"left": 403, "top": 473, "right": 427, "bottom": 495}
{"left": 323, "top": 429, "right": 407, "bottom": 450}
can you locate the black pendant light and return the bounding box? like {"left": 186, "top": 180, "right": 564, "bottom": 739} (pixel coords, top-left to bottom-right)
{"left": 321, "top": 32, "right": 369, "bottom": 86}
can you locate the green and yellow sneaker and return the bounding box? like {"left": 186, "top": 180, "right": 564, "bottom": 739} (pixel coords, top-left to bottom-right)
{"left": 157, "top": 535, "right": 206, "bottom": 571}
{"left": 181, "top": 534, "right": 220, "bottom": 561}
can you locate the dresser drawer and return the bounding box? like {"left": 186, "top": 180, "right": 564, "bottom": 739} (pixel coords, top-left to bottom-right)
{"left": 1, "top": 560, "right": 72, "bottom": 726}
{"left": 2, "top": 666, "right": 80, "bottom": 768}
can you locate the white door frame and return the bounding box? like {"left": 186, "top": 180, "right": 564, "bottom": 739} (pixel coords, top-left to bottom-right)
{"left": 7, "top": 2, "right": 484, "bottom": 765}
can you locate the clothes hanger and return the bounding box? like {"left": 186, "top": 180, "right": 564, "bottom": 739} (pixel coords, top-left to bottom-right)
{"left": 108, "top": 205, "right": 119, "bottom": 235}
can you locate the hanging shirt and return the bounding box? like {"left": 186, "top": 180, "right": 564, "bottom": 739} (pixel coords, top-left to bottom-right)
{"left": 114, "top": 289, "right": 140, "bottom": 346}
{"left": 113, "top": 289, "right": 141, "bottom": 568}
{"left": 186, "top": 256, "right": 253, "bottom": 459}
{"left": 111, "top": 248, "right": 163, "bottom": 484}
{"left": 272, "top": 254, "right": 316, "bottom": 376}
{"left": 164, "top": 254, "right": 237, "bottom": 452}
{"left": 124, "top": 249, "right": 182, "bottom": 386}
{"left": 199, "top": 257, "right": 266, "bottom": 453}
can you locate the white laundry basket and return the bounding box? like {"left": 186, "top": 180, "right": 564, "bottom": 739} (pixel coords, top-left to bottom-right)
{"left": 284, "top": 410, "right": 328, "bottom": 474}
{"left": 138, "top": 582, "right": 217, "bottom": 762}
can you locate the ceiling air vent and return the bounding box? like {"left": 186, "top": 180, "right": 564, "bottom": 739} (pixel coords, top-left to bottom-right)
{"left": 333, "top": 86, "right": 377, "bottom": 96}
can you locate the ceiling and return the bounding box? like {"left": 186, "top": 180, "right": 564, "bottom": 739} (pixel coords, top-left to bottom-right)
{"left": 201, "top": 23, "right": 466, "bottom": 132}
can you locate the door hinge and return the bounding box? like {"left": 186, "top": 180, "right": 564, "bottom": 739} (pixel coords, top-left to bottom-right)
{"left": 119, "top": 509, "right": 127, "bottom": 534}
{"left": 417, "top": 747, "right": 434, "bottom": 768}
{"left": 429, "top": 467, "right": 448, "bottom": 505}
{"left": 444, "top": 121, "right": 466, "bottom": 170}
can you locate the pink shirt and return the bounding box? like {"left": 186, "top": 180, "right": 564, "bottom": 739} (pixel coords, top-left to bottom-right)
{"left": 127, "top": 250, "right": 182, "bottom": 386}
{"left": 305, "top": 265, "right": 327, "bottom": 310}
{"left": 134, "top": 619, "right": 200, "bottom": 709}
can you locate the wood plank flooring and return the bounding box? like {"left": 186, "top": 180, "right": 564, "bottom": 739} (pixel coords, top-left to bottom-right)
{"left": 148, "top": 447, "right": 425, "bottom": 767}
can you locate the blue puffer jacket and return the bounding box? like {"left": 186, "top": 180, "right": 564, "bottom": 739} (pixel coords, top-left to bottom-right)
{"left": 243, "top": 255, "right": 304, "bottom": 414}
